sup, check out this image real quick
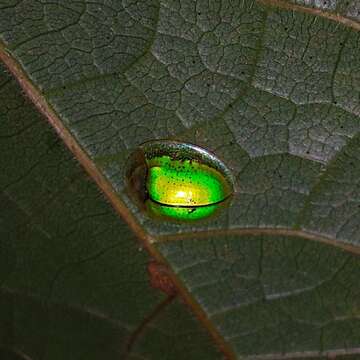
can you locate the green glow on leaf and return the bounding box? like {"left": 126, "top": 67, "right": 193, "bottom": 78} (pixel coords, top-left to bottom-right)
{"left": 145, "top": 155, "right": 231, "bottom": 221}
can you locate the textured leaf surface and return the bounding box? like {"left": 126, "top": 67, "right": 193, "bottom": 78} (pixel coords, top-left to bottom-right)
{"left": 0, "top": 64, "right": 221, "bottom": 360}
{"left": 283, "top": 0, "right": 360, "bottom": 23}
{"left": 1, "top": 0, "right": 360, "bottom": 358}
{"left": 157, "top": 234, "right": 360, "bottom": 358}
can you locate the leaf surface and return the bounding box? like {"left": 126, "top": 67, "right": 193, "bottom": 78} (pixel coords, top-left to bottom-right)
{"left": 0, "top": 0, "right": 359, "bottom": 358}
{"left": 0, "top": 64, "right": 221, "bottom": 360}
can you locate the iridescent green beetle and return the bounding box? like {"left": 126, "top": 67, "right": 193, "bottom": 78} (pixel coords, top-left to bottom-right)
{"left": 126, "top": 140, "right": 233, "bottom": 222}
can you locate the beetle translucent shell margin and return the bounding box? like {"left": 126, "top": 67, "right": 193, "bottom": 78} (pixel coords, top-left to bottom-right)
{"left": 125, "top": 140, "right": 234, "bottom": 222}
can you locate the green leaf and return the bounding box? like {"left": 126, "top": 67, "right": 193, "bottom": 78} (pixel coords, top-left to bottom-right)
{"left": 1, "top": 0, "right": 359, "bottom": 358}
{"left": 0, "top": 64, "right": 221, "bottom": 359}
